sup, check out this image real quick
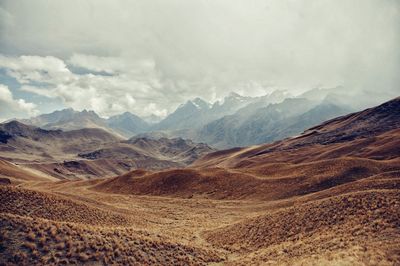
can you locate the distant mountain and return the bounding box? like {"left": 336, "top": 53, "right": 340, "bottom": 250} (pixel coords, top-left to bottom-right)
{"left": 299, "top": 86, "right": 398, "bottom": 111}
{"left": 152, "top": 98, "right": 212, "bottom": 131}
{"left": 194, "top": 96, "right": 400, "bottom": 169}
{"left": 208, "top": 92, "right": 254, "bottom": 120}
{"left": 15, "top": 88, "right": 380, "bottom": 149}
{"left": 143, "top": 114, "right": 164, "bottom": 124}
{"left": 19, "top": 108, "right": 78, "bottom": 126}
{"left": 197, "top": 97, "right": 352, "bottom": 148}
{"left": 294, "top": 96, "right": 400, "bottom": 148}
{"left": 107, "top": 112, "right": 149, "bottom": 138}
{"left": 18, "top": 108, "right": 152, "bottom": 138}
{"left": 153, "top": 91, "right": 289, "bottom": 132}
{"left": 298, "top": 87, "right": 339, "bottom": 102}
{"left": 19, "top": 108, "right": 116, "bottom": 135}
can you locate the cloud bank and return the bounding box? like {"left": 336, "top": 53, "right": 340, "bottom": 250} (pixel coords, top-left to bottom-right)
{"left": 0, "top": 84, "right": 38, "bottom": 121}
{"left": 0, "top": 0, "right": 399, "bottom": 118}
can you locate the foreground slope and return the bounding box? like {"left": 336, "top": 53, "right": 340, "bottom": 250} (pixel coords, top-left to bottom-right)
{"left": 206, "top": 190, "right": 400, "bottom": 265}
{"left": 0, "top": 186, "right": 223, "bottom": 265}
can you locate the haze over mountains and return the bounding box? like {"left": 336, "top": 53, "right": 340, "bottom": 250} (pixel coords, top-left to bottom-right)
{"left": 14, "top": 87, "right": 394, "bottom": 149}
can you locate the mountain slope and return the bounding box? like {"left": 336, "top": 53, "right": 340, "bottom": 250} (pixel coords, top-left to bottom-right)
{"left": 0, "top": 121, "right": 121, "bottom": 162}
{"left": 0, "top": 159, "right": 57, "bottom": 184}
{"left": 0, "top": 121, "right": 214, "bottom": 178}
{"left": 152, "top": 98, "right": 211, "bottom": 131}
{"left": 194, "top": 97, "right": 400, "bottom": 169}
{"left": 107, "top": 112, "right": 150, "bottom": 138}
{"left": 19, "top": 108, "right": 126, "bottom": 137}
{"left": 20, "top": 108, "right": 108, "bottom": 131}
{"left": 152, "top": 91, "right": 290, "bottom": 136}
{"left": 197, "top": 97, "right": 352, "bottom": 148}
{"left": 205, "top": 190, "right": 400, "bottom": 264}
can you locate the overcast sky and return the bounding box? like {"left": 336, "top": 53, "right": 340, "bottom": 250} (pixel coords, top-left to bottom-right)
{"left": 0, "top": 0, "right": 399, "bottom": 120}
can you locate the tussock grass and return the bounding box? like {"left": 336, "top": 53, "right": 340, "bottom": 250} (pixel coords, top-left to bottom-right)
{"left": 0, "top": 213, "right": 223, "bottom": 265}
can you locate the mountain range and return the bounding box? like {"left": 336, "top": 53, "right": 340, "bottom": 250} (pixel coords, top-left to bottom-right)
{"left": 15, "top": 87, "right": 372, "bottom": 148}
{"left": 18, "top": 108, "right": 149, "bottom": 138}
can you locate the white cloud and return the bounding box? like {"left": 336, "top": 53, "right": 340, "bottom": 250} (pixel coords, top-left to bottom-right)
{"left": 68, "top": 54, "right": 156, "bottom": 75}
{"left": 0, "top": 54, "right": 71, "bottom": 84}
{"left": 0, "top": 0, "right": 399, "bottom": 117}
{"left": 1, "top": 54, "right": 185, "bottom": 117}
{"left": 0, "top": 84, "right": 38, "bottom": 120}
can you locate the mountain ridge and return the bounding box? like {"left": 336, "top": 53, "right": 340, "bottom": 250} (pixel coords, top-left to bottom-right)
{"left": 0, "top": 120, "right": 214, "bottom": 179}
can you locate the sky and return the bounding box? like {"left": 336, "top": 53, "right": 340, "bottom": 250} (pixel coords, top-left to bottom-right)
{"left": 0, "top": 0, "right": 399, "bottom": 120}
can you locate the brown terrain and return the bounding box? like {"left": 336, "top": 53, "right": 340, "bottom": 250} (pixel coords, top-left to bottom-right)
{"left": 0, "top": 121, "right": 213, "bottom": 179}
{"left": 0, "top": 97, "right": 399, "bottom": 265}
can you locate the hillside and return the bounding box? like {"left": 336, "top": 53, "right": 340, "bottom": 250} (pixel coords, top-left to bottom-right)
{"left": 107, "top": 112, "right": 150, "bottom": 138}
{"left": 0, "top": 121, "right": 121, "bottom": 162}
{"left": 0, "top": 186, "right": 223, "bottom": 265}
{"left": 0, "top": 159, "right": 56, "bottom": 184}
{"left": 205, "top": 190, "right": 400, "bottom": 265}
{"left": 194, "top": 97, "right": 400, "bottom": 168}
{"left": 0, "top": 121, "right": 214, "bottom": 178}
{"left": 19, "top": 108, "right": 119, "bottom": 134}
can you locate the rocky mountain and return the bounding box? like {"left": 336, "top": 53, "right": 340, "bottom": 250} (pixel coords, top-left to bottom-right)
{"left": 19, "top": 108, "right": 116, "bottom": 135}
{"left": 197, "top": 97, "right": 352, "bottom": 148}
{"left": 152, "top": 92, "right": 271, "bottom": 131}
{"left": 152, "top": 98, "right": 211, "bottom": 131}
{"left": 207, "top": 92, "right": 254, "bottom": 120}
{"left": 19, "top": 108, "right": 151, "bottom": 138}
{"left": 107, "top": 112, "right": 150, "bottom": 138}
{"left": 194, "top": 96, "right": 400, "bottom": 169}
{"left": 15, "top": 88, "right": 388, "bottom": 149}
{"left": 149, "top": 90, "right": 293, "bottom": 143}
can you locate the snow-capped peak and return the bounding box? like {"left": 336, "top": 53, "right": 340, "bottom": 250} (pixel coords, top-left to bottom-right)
{"left": 190, "top": 98, "right": 211, "bottom": 110}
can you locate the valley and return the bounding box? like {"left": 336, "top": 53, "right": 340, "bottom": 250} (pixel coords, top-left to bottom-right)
{"left": 0, "top": 97, "right": 399, "bottom": 265}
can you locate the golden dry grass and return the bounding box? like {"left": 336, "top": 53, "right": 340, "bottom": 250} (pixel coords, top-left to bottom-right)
{"left": 0, "top": 186, "right": 131, "bottom": 226}
{"left": 0, "top": 213, "right": 222, "bottom": 265}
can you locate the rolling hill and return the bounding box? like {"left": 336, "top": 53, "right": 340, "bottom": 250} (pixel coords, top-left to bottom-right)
{"left": 0, "top": 121, "right": 214, "bottom": 179}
